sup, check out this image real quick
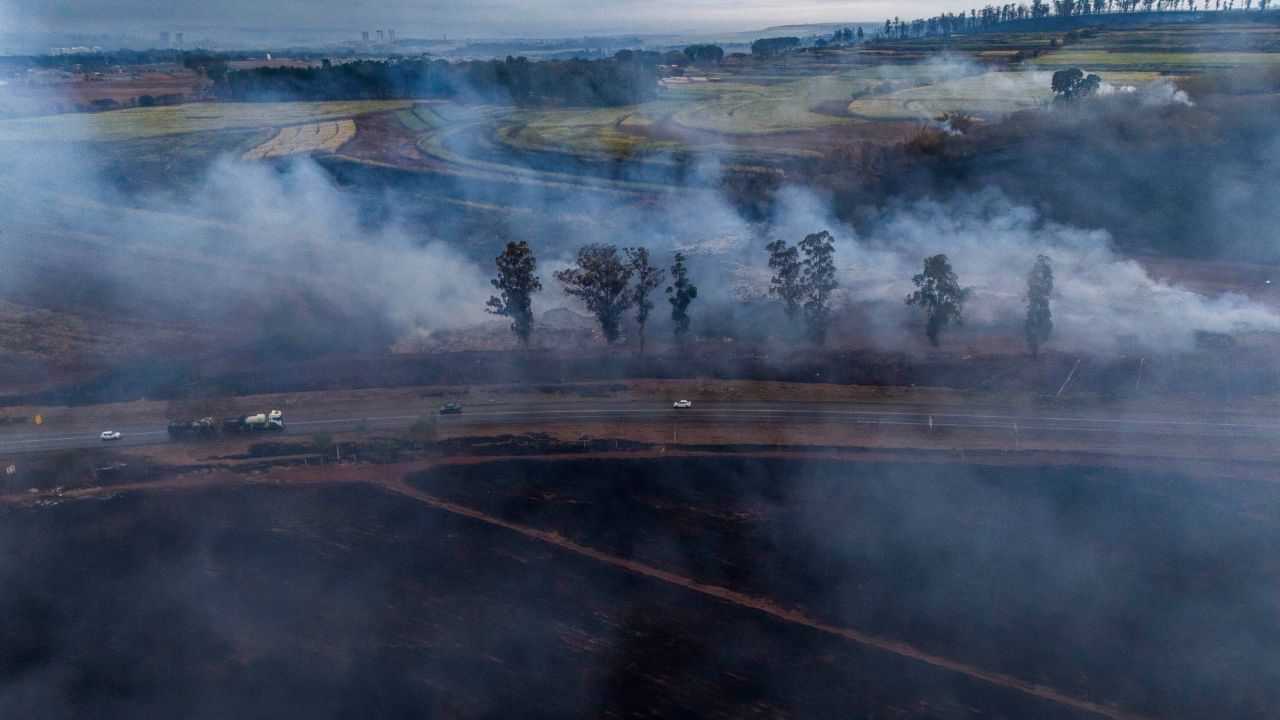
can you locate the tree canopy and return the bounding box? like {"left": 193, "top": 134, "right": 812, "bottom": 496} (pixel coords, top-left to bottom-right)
{"left": 751, "top": 37, "right": 801, "bottom": 57}
{"left": 1025, "top": 254, "right": 1055, "bottom": 357}
{"left": 666, "top": 252, "right": 698, "bottom": 340}
{"left": 683, "top": 44, "right": 725, "bottom": 64}
{"left": 906, "top": 254, "right": 971, "bottom": 347}
{"left": 626, "top": 247, "right": 665, "bottom": 354}
{"left": 799, "top": 231, "right": 839, "bottom": 345}
{"left": 486, "top": 241, "right": 543, "bottom": 347}
{"left": 1051, "top": 67, "right": 1103, "bottom": 101}
{"left": 217, "top": 54, "right": 659, "bottom": 107}
{"left": 555, "top": 244, "right": 634, "bottom": 344}
{"left": 766, "top": 238, "right": 804, "bottom": 320}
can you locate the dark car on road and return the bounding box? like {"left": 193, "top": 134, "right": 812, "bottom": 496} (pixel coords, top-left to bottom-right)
{"left": 439, "top": 403, "right": 463, "bottom": 415}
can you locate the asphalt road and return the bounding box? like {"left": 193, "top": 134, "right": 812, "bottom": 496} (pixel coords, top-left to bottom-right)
{"left": 0, "top": 401, "right": 1277, "bottom": 457}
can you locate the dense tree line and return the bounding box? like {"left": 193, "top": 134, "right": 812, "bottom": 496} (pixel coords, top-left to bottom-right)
{"left": 6, "top": 48, "right": 336, "bottom": 75}
{"left": 815, "top": 27, "right": 866, "bottom": 48}
{"left": 878, "top": 0, "right": 1273, "bottom": 40}
{"left": 488, "top": 239, "right": 1055, "bottom": 356}
{"left": 751, "top": 37, "right": 802, "bottom": 57}
{"left": 216, "top": 54, "right": 659, "bottom": 106}
{"left": 683, "top": 44, "right": 726, "bottom": 64}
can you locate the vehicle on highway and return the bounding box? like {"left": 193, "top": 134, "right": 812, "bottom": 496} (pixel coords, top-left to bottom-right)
{"left": 168, "top": 417, "right": 218, "bottom": 440}
{"left": 100, "top": 430, "right": 122, "bottom": 441}
{"left": 440, "top": 403, "right": 463, "bottom": 415}
{"left": 672, "top": 400, "right": 693, "bottom": 409}
{"left": 222, "top": 410, "right": 286, "bottom": 434}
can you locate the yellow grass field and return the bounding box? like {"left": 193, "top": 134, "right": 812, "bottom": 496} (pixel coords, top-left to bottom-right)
{"left": 243, "top": 119, "right": 357, "bottom": 160}
{"left": 0, "top": 100, "right": 409, "bottom": 142}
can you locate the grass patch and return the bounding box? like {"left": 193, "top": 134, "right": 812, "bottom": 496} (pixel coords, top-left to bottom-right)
{"left": 1036, "top": 49, "right": 1280, "bottom": 70}
{"left": 848, "top": 69, "right": 1169, "bottom": 120}
{"left": 0, "top": 100, "right": 411, "bottom": 142}
{"left": 243, "top": 119, "right": 356, "bottom": 160}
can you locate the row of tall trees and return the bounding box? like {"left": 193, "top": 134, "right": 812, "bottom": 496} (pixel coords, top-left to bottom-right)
{"left": 764, "top": 235, "right": 1056, "bottom": 354}
{"left": 880, "top": 0, "right": 1271, "bottom": 40}
{"left": 814, "top": 27, "right": 867, "bottom": 48}
{"left": 486, "top": 242, "right": 698, "bottom": 350}
{"left": 488, "top": 238, "right": 1057, "bottom": 356}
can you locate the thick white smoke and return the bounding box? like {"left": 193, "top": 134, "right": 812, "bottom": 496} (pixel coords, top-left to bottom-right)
{"left": 730, "top": 187, "right": 1279, "bottom": 354}
{"left": 0, "top": 58, "right": 1258, "bottom": 361}
{"left": 1098, "top": 78, "right": 1194, "bottom": 106}
{"left": 182, "top": 157, "right": 493, "bottom": 332}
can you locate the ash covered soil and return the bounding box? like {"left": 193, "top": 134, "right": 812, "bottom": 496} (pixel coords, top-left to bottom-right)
{"left": 410, "top": 457, "right": 1280, "bottom": 719}
{"left": 2, "top": 458, "right": 1278, "bottom": 719}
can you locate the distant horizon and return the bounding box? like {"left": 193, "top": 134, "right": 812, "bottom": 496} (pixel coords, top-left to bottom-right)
{"left": 0, "top": 1, "right": 917, "bottom": 43}
{"left": 0, "top": 19, "right": 892, "bottom": 55}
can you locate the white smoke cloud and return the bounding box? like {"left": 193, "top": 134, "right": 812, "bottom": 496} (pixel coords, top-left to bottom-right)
{"left": 1098, "top": 78, "right": 1193, "bottom": 107}
{"left": 183, "top": 157, "right": 494, "bottom": 333}
{"left": 728, "top": 187, "right": 1278, "bottom": 354}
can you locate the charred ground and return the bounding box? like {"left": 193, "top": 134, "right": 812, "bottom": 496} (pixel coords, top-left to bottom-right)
{"left": 0, "top": 481, "right": 1083, "bottom": 720}
{"left": 3, "top": 454, "right": 1278, "bottom": 718}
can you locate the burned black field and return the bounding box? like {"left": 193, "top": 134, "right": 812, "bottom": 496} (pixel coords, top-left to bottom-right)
{"left": 418, "top": 458, "right": 1280, "bottom": 719}
{"left": 2, "top": 458, "right": 1278, "bottom": 719}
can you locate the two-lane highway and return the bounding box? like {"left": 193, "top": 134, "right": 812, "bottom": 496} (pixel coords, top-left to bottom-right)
{"left": 1, "top": 401, "right": 1277, "bottom": 457}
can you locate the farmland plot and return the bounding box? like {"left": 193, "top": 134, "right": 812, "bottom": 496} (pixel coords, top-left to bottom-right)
{"left": 0, "top": 100, "right": 408, "bottom": 142}
{"left": 847, "top": 69, "right": 1164, "bottom": 120}
{"left": 243, "top": 119, "right": 356, "bottom": 160}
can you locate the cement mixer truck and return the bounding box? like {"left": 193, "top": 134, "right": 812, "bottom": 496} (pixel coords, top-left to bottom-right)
{"left": 222, "top": 410, "right": 286, "bottom": 434}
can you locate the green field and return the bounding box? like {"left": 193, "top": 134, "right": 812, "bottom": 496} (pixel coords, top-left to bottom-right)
{"left": 1034, "top": 49, "right": 1280, "bottom": 70}
{"left": 498, "top": 105, "right": 686, "bottom": 158}
{"left": 0, "top": 100, "right": 412, "bottom": 142}
{"left": 847, "top": 69, "right": 1168, "bottom": 119}
{"left": 7, "top": 21, "right": 1279, "bottom": 191}
{"left": 1032, "top": 23, "right": 1280, "bottom": 70}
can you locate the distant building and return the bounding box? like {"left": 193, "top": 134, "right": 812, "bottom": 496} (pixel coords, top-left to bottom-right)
{"left": 175, "top": 32, "right": 184, "bottom": 49}
{"left": 159, "top": 31, "right": 170, "bottom": 48}
{"left": 388, "top": 29, "right": 396, "bottom": 42}
{"left": 362, "top": 31, "right": 369, "bottom": 43}
{"left": 376, "top": 30, "right": 385, "bottom": 43}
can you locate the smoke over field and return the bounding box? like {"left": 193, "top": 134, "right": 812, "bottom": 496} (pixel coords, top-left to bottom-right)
{"left": 5, "top": 12, "right": 1280, "bottom": 720}
{"left": 3, "top": 42, "right": 1279, "bottom": 374}
{"left": 9, "top": 116, "right": 1278, "bottom": 366}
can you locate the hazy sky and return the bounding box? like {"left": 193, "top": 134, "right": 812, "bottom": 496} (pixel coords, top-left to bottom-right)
{"left": 1, "top": 0, "right": 918, "bottom": 38}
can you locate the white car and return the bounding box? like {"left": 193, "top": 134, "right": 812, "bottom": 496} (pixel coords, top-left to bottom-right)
{"left": 100, "top": 430, "right": 122, "bottom": 441}
{"left": 672, "top": 400, "right": 693, "bottom": 409}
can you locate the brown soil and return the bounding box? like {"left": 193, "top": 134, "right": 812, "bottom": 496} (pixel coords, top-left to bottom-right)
{"left": 2, "top": 69, "right": 206, "bottom": 115}
{"left": 338, "top": 110, "right": 438, "bottom": 169}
